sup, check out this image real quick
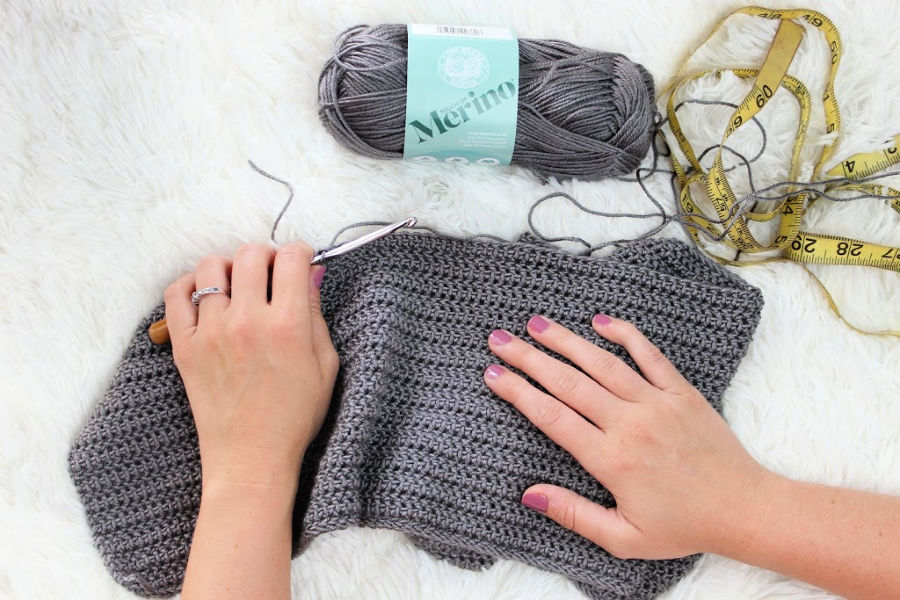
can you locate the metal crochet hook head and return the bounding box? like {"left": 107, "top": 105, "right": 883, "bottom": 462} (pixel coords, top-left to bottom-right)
{"left": 311, "top": 217, "right": 417, "bottom": 264}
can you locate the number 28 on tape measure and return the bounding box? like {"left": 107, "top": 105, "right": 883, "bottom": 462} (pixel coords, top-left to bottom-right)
{"left": 663, "top": 6, "right": 900, "bottom": 335}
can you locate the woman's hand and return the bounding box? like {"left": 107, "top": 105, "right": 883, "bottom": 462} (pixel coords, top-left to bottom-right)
{"left": 164, "top": 241, "right": 339, "bottom": 494}
{"left": 166, "top": 242, "right": 339, "bottom": 600}
{"left": 484, "top": 314, "right": 900, "bottom": 599}
{"left": 483, "top": 314, "right": 771, "bottom": 560}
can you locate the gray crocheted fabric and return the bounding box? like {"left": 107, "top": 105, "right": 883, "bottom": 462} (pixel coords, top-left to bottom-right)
{"left": 68, "top": 233, "right": 764, "bottom": 599}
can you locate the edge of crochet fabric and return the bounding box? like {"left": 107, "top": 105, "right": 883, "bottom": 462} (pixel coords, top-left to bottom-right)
{"left": 68, "top": 233, "right": 763, "bottom": 599}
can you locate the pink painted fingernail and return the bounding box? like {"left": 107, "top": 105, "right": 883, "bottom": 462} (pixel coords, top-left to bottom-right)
{"left": 489, "top": 329, "right": 512, "bottom": 345}
{"left": 313, "top": 266, "right": 326, "bottom": 289}
{"left": 484, "top": 365, "right": 505, "bottom": 380}
{"left": 521, "top": 492, "right": 548, "bottom": 513}
{"left": 528, "top": 315, "right": 550, "bottom": 333}
{"left": 593, "top": 313, "right": 612, "bottom": 327}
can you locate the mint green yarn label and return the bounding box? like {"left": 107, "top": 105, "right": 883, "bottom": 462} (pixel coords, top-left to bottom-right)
{"left": 404, "top": 24, "right": 519, "bottom": 165}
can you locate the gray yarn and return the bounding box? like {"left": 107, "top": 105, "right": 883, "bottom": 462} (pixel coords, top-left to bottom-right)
{"left": 247, "top": 159, "right": 295, "bottom": 245}
{"left": 318, "top": 25, "right": 657, "bottom": 180}
{"left": 68, "top": 232, "right": 764, "bottom": 599}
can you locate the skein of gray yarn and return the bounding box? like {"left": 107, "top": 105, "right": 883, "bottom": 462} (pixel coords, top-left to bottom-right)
{"left": 318, "top": 24, "right": 657, "bottom": 180}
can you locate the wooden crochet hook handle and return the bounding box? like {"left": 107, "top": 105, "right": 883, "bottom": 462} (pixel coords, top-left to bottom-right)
{"left": 146, "top": 217, "right": 417, "bottom": 345}
{"left": 148, "top": 319, "right": 171, "bottom": 345}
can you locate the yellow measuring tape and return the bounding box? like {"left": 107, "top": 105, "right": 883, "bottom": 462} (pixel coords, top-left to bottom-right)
{"left": 662, "top": 6, "right": 900, "bottom": 335}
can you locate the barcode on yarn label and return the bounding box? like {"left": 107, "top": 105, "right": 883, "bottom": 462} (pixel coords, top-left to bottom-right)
{"left": 409, "top": 24, "right": 513, "bottom": 40}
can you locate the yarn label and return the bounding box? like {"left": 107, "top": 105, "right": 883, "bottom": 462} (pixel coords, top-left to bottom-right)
{"left": 404, "top": 24, "right": 518, "bottom": 166}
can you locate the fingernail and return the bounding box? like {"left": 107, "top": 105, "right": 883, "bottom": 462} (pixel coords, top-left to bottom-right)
{"left": 484, "top": 365, "right": 505, "bottom": 380}
{"left": 521, "top": 492, "right": 548, "bottom": 513}
{"left": 489, "top": 329, "right": 512, "bottom": 345}
{"left": 592, "top": 313, "right": 611, "bottom": 327}
{"left": 313, "top": 266, "right": 326, "bottom": 289}
{"left": 528, "top": 315, "right": 549, "bottom": 333}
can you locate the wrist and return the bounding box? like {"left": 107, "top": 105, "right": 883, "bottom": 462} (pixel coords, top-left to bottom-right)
{"left": 704, "top": 466, "right": 788, "bottom": 558}
{"left": 199, "top": 446, "right": 302, "bottom": 505}
{"left": 200, "top": 469, "right": 299, "bottom": 521}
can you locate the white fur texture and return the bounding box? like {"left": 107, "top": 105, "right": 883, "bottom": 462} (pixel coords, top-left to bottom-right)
{"left": 1, "top": 1, "right": 898, "bottom": 599}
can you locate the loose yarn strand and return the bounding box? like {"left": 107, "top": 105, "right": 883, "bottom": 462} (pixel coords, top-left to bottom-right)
{"left": 271, "top": 96, "right": 898, "bottom": 258}
{"left": 248, "top": 159, "right": 295, "bottom": 246}
{"left": 525, "top": 98, "right": 774, "bottom": 254}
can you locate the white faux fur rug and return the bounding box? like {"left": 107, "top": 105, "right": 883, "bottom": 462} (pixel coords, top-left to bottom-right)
{"left": 2, "top": 1, "right": 898, "bottom": 599}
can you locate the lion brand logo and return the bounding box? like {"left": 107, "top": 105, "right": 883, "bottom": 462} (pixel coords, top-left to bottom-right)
{"left": 437, "top": 46, "right": 489, "bottom": 89}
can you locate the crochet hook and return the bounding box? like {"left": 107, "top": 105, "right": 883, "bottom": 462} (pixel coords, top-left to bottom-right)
{"left": 310, "top": 217, "right": 416, "bottom": 263}
{"left": 147, "top": 217, "right": 418, "bottom": 345}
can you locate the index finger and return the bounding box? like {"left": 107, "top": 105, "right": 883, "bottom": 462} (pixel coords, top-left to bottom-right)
{"left": 271, "top": 242, "right": 314, "bottom": 313}
{"left": 484, "top": 364, "right": 603, "bottom": 465}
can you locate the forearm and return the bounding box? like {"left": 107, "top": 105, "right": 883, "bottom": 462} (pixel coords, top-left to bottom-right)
{"left": 181, "top": 477, "right": 297, "bottom": 600}
{"left": 715, "top": 472, "right": 900, "bottom": 599}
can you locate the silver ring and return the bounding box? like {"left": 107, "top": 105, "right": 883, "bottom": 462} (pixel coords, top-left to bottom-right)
{"left": 191, "top": 287, "right": 229, "bottom": 305}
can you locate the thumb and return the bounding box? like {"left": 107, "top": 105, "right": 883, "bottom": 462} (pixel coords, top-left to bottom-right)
{"left": 308, "top": 266, "right": 336, "bottom": 362}
{"left": 521, "top": 484, "right": 639, "bottom": 559}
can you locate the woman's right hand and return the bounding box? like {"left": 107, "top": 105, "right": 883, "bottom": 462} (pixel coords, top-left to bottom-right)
{"left": 483, "top": 314, "right": 900, "bottom": 599}
{"left": 483, "top": 314, "right": 773, "bottom": 560}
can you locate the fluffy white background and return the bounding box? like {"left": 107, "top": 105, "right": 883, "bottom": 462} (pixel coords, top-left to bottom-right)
{"left": 1, "top": 1, "right": 898, "bottom": 598}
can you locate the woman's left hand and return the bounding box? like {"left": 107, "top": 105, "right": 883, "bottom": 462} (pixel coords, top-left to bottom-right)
{"left": 165, "top": 242, "right": 339, "bottom": 494}
{"left": 170, "top": 241, "right": 339, "bottom": 600}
